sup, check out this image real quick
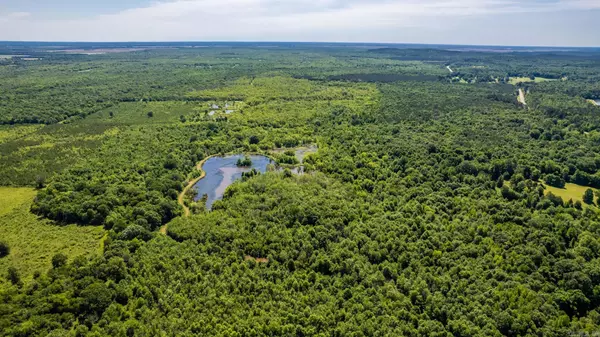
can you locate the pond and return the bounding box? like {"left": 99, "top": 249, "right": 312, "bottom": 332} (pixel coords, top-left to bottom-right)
{"left": 193, "top": 155, "right": 274, "bottom": 209}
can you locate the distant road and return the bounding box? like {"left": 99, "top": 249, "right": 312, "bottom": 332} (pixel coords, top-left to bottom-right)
{"left": 518, "top": 88, "right": 527, "bottom": 105}
{"left": 447, "top": 65, "right": 454, "bottom": 73}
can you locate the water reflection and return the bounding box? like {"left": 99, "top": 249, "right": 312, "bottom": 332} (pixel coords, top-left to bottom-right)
{"left": 193, "top": 155, "right": 273, "bottom": 210}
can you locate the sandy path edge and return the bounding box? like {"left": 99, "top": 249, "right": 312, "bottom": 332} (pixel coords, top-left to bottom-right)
{"left": 159, "top": 155, "right": 215, "bottom": 235}
{"left": 518, "top": 88, "right": 527, "bottom": 106}
{"left": 159, "top": 151, "right": 283, "bottom": 235}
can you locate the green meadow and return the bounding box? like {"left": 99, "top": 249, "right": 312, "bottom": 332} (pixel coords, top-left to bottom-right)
{"left": 0, "top": 187, "right": 105, "bottom": 282}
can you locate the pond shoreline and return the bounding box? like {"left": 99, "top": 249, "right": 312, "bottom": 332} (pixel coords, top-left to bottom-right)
{"left": 160, "top": 145, "right": 317, "bottom": 235}
{"left": 161, "top": 151, "right": 285, "bottom": 235}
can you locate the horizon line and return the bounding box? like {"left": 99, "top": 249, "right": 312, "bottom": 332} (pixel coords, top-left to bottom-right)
{"left": 1, "top": 40, "right": 599, "bottom": 50}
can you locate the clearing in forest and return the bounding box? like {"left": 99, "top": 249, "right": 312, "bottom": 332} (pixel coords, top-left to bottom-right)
{"left": 509, "top": 76, "right": 557, "bottom": 85}
{"left": 244, "top": 256, "right": 269, "bottom": 263}
{"left": 0, "top": 187, "right": 105, "bottom": 281}
{"left": 543, "top": 182, "right": 599, "bottom": 207}
{"left": 587, "top": 99, "right": 600, "bottom": 106}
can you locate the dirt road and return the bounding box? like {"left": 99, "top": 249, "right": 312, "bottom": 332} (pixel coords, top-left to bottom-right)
{"left": 159, "top": 156, "right": 214, "bottom": 235}
{"left": 518, "top": 88, "right": 527, "bottom": 105}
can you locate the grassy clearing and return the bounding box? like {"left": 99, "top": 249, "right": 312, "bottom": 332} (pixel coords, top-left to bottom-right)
{"left": 0, "top": 125, "right": 43, "bottom": 144}
{"left": 0, "top": 187, "right": 38, "bottom": 216}
{"left": 508, "top": 77, "right": 557, "bottom": 85}
{"left": 0, "top": 187, "right": 105, "bottom": 282}
{"left": 587, "top": 99, "right": 600, "bottom": 106}
{"left": 85, "top": 101, "right": 200, "bottom": 125}
{"left": 0, "top": 123, "right": 111, "bottom": 186}
{"left": 543, "top": 182, "right": 598, "bottom": 206}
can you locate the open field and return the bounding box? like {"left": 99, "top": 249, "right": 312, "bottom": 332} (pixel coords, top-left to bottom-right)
{"left": 85, "top": 101, "right": 199, "bottom": 125}
{"left": 54, "top": 48, "right": 147, "bottom": 54}
{"left": 543, "top": 182, "right": 598, "bottom": 206}
{"left": 0, "top": 125, "right": 43, "bottom": 144}
{"left": 0, "top": 187, "right": 105, "bottom": 282}
{"left": 508, "top": 76, "right": 558, "bottom": 85}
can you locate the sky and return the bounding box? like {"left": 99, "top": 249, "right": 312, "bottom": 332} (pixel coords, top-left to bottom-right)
{"left": 0, "top": 0, "right": 599, "bottom": 46}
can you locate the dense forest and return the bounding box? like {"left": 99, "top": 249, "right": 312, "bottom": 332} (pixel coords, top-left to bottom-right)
{"left": 1, "top": 43, "right": 600, "bottom": 336}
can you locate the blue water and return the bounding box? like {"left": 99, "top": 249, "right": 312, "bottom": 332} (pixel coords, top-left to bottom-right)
{"left": 193, "top": 155, "right": 273, "bottom": 209}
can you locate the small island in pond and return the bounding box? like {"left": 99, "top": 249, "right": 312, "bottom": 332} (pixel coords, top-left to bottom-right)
{"left": 236, "top": 156, "right": 252, "bottom": 167}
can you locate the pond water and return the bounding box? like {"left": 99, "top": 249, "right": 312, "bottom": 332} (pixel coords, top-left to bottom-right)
{"left": 193, "top": 155, "right": 274, "bottom": 209}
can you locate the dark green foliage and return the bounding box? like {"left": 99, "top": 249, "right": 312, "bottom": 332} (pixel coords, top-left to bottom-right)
{"left": 236, "top": 156, "right": 252, "bottom": 167}
{"left": 496, "top": 176, "right": 504, "bottom": 188}
{"left": 546, "top": 174, "right": 566, "bottom": 188}
{"left": 119, "top": 225, "right": 152, "bottom": 241}
{"left": 80, "top": 282, "right": 114, "bottom": 314}
{"left": 34, "top": 175, "right": 45, "bottom": 189}
{"left": 241, "top": 168, "right": 260, "bottom": 180}
{"left": 277, "top": 153, "right": 299, "bottom": 165}
{"left": 583, "top": 189, "right": 595, "bottom": 204}
{"left": 0, "top": 241, "right": 9, "bottom": 258}
{"left": 7, "top": 266, "right": 20, "bottom": 286}
{"left": 51, "top": 253, "right": 68, "bottom": 268}
{"left": 283, "top": 168, "right": 293, "bottom": 178}
{"left": 28, "top": 124, "right": 202, "bottom": 230}
{"left": 249, "top": 135, "right": 260, "bottom": 144}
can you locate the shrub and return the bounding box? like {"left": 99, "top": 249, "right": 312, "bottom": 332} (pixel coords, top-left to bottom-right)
{"left": 119, "top": 225, "right": 152, "bottom": 241}
{"left": 236, "top": 156, "right": 252, "bottom": 167}
{"left": 7, "top": 267, "right": 21, "bottom": 286}
{"left": 0, "top": 241, "right": 9, "bottom": 258}
{"left": 52, "top": 253, "right": 68, "bottom": 268}
{"left": 249, "top": 135, "right": 260, "bottom": 144}
{"left": 546, "top": 174, "right": 565, "bottom": 188}
{"left": 583, "top": 189, "right": 595, "bottom": 205}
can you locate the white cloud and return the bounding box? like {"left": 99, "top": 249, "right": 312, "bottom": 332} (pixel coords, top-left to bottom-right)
{"left": 0, "top": 11, "right": 31, "bottom": 22}
{"left": 8, "top": 11, "right": 31, "bottom": 18}
{"left": 0, "top": 0, "right": 598, "bottom": 43}
{"left": 563, "top": 0, "right": 600, "bottom": 9}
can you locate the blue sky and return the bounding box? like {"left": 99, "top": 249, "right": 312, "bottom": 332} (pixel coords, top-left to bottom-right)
{"left": 0, "top": 0, "right": 598, "bottom": 46}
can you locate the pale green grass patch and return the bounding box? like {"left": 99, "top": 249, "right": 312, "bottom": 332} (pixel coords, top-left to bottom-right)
{"left": 0, "top": 187, "right": 105, "bottom": 281}
{"left": 509, "top": 77, "right": 558, "bottom": 85}
{"left": 543, "top": 182, "right": 598, "bottom": 206}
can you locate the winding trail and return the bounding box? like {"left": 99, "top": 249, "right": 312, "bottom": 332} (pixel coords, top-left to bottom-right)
{"left": 159, "top": 155, "right": 214, "bottom": 235}
{"left": 159, "top": 149, "right": 308, "bottom": 235}
{"left": 518, "top": 88, "right": 527, "bottom": 106}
